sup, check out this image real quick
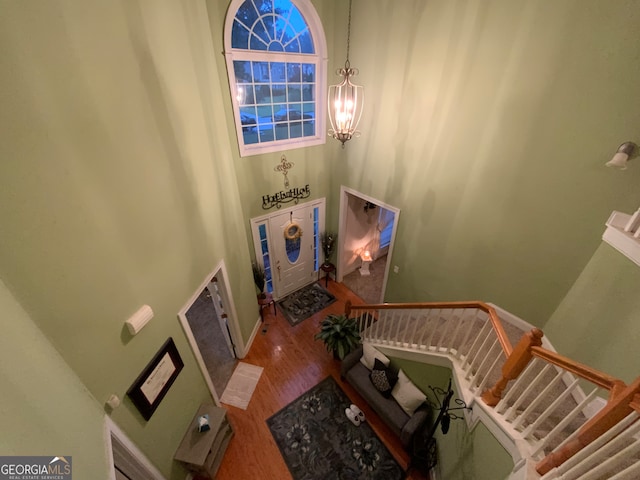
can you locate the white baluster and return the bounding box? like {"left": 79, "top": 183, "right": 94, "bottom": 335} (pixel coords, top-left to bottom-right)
{"left": 532, "top": 388, "right": 600, "bottom": 457}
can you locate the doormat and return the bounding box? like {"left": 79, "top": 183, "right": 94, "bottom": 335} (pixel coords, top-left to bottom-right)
{"left": 277, "top": 282, "right": 336, "bottom": 326}
{"left": 267, "top": 376, "right": 404, "bottom": 480}
{"left": 219, "top": 362, "right": 263, "bottom": 410}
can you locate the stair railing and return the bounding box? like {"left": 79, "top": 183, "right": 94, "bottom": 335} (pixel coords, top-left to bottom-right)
{"left": 345, "top": 300, "right": 640, "bottom": 479}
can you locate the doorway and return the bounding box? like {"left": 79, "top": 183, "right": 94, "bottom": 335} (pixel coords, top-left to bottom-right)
{"left": 337, "top": 187, "right": 400, "bottom": 304}
{"left": 251, "top": 199, "right": 326, "bottom": 300}
{"left": 178, "top": 261, "right": 243, "bottom": 402}
{"left": 106, "top": 417, "right": 165, "bottom": 480}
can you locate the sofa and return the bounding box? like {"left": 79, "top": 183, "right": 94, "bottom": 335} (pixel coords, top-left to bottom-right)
{"left": 340, "top": 344, "right": 432, "bottom": 448}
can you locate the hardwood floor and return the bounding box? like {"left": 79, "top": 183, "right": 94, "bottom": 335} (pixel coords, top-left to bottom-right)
{"left": 212, "top": 280, "right": 429, "bottom": 480}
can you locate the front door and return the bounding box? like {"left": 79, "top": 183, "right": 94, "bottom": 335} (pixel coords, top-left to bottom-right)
{"left": 269, "top": 206, "right": 315, "bottom": 298}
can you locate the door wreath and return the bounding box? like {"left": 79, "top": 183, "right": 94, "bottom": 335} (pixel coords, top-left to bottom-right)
{"left": 284, "top": 222, "right": 303, "bottom": 240}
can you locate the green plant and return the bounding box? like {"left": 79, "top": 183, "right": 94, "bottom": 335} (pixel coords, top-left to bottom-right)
{"left": 320, "top": 232, "right": 337, "bottom": 265}
{"left": 252, "top": 262, "right": 266, "bottom": 297}
{"left": 314, "top": 313, "right": 361, "bottom": 360}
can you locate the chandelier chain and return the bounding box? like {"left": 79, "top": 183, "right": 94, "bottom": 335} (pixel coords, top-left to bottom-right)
{"left": 346, "top": 0, "right": 353, "bottom": 66}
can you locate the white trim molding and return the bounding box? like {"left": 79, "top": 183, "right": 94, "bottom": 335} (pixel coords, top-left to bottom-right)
{"left": 602, "top": 210, "right": 640, "bottom": 267}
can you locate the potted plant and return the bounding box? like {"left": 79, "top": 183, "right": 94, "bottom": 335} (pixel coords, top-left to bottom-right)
{"left": 252, "top": 262, "right": 266, "bottom": 299}
{"left": 314, "top": 313, "right": 361, "bottom": 360}
{"left": 320, "top": 232, "right": 337, "bottom": 266}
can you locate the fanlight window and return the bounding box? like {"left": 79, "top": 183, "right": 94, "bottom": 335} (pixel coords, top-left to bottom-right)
{"left": 224, "top": 0, "right": 327, "bottom": 157}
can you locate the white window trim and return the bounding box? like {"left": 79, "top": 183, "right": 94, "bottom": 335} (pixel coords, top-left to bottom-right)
{"left": 223, "top": 0, "right": 328, "bottom": 157}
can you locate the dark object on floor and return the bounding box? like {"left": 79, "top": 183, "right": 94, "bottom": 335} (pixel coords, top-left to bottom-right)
{"left": 267, "top": 376, "right": 405, "bottom": 480}
{"left": 277, "top": 282, "right": 336, "bottom": 326}
{"left": 341, "top": 345, "right": 432, "bottom": 448}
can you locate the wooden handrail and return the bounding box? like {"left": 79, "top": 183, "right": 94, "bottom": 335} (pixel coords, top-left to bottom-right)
{"left": 346, "top": 300, "right": 640, "bottom": 476}
{"left": 536, "top": 376, "right": 640, "bottom": 475}
{"left": 530, "top": 346, "right": 621, "bottom": 392}
{"left": 346, "top": 300, "right": 514, "bottom": 356}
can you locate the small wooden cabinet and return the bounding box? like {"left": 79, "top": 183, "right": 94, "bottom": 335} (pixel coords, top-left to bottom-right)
{"left": 174, "top": 404, "right": 233, "bottom": 479}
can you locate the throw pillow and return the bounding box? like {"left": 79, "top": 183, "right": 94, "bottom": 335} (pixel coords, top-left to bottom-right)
{"left": 369, "top": 358, "right": 399, "bottom": 398}
{"left": 391, "top": 369, "right": 426, "bottom": 416}
{"left": 359, "top": 342, "right": 390, "bottom": 370}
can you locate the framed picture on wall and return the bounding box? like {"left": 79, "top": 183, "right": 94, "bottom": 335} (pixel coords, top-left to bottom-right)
{"left": 127, "top": 337, "right": 184, "bottom": 421}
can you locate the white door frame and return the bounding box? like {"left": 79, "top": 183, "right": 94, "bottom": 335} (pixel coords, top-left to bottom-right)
{"left": 337, "top": 186, "right": 401, "bottom": 303}
{"left": 250, "top": 198, "right": 326, "bottom": 300}
{"left": 177, "top": 259, "right": 245, "bottom": 403}
{"left": 105, "top": 416, "right": 166, "bottom": 480}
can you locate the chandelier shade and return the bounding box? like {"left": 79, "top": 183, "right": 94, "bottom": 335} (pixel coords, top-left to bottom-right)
{"left": 328, "top": 61, "right": 364, "bottom": 146}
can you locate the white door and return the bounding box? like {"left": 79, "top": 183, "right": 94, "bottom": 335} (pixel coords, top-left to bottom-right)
{"left": 270, "top": 207, "right": 315, "bottom": 298}
{"left": 206, "top": 277, "right": 235, "bottom": 357}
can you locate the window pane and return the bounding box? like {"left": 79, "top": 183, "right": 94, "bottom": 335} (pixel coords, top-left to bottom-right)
{"left": 272, "top": 84, "right": 286, "bottom": 103}
{"left": 287, "top": 63, "right": 301, "bottom": 82}
{"left": 257, "top": 105, "right": 273, "bottom": 122}
{"left": 298, "top": 29, "right": 313, "bottom": 53}
{"left": 302, "top": 84, "right": 314, "bottom": 101}
{"left": 231, "top": 19, "right": 251, "bottom": 49}
{"left": 240, "top": 106, "right": 257, "bottom": 125}
{"left": 302, "top": 64, "right": 315, "bottom": 82}
{"left": 270, "top": 62, "right": 286, "bottom": 82}
{"left": 285, "top": 37, "right": 301, "bottom": 53}
{"left": 259, "top": 124, "right": 274, "bottom": 142}
{"left": 290, "top": 121, "right": 302, "bottom": 138}
{"left": 275, "top": 124, "right": 289, "bottom": 140}
{"left": 252, "top": 19, "right": 270, "bottom": 46}
{"left": 234, "top": 61, "right": 252, "bottom": 83}
{"left": 255, "top": 85, "right": 272, "bottom": 104}
{"left": 287, "top": 85, "right": 301, "bottom": 102}
{"left": 303, "top": 120, "right": 315, "bottom": 136}
{"left": 237, "top": 84, "right": 255, "bottom": 105}
{"left": 243, "top": 127, "right": 259, "bottom": 144}
{"left": 285, "top": 237, "right": 301, "bottom": 263}
{"left": 252, "top": 62, "right": 270, "bottom": 82}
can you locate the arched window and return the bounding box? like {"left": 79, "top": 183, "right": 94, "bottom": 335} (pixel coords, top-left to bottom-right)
{"left": 224, "top": 0, "right": 327, "bottom": 157}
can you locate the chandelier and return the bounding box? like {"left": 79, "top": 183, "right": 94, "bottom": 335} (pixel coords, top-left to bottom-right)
{"left": 328, "top": 0, "right": 364, "bottom": 147}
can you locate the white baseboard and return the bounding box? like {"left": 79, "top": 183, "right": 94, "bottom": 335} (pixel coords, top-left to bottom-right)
{"left": 242, "top": 315, "right": 263, "bottom": 357}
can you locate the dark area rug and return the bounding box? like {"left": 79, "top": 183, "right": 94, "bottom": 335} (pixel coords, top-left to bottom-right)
{"left": 267, "top": 376, "right": 405, "bottom": 480}
{"left": 277, "top": 282, "right": 336, "bottom": 326}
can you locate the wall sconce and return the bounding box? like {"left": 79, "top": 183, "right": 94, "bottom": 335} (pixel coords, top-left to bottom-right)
{"left": 125, "top": 305, "right": 154, "bottom": 335}
{"left": 605, "top": 142, "right": 637, "bottom": 170}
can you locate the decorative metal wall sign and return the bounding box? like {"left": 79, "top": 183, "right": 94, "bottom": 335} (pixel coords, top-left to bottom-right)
{"left": 262, "top": 184, "right": 310, "bottom": 210}
{"left": 275, "top": 154, "right": 294, "bottom": 188}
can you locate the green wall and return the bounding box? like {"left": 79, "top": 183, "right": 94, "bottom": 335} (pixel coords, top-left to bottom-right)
{"left": 2, "top": 0, "right": 640, "bottom": 478}
{"left": 544, "top": 243, "right": 640, "bottom": 385}
{"left": 338, "top": 0, "right": 640, "bottom": 326}
{"left": 392, "top": 358, "right": 514, "bottom": 480}
{"left": 0, "top": 1, "right": 254, "bottom": 478}
{"left": 0, "top": 279, "right": 109, "bottom": 479}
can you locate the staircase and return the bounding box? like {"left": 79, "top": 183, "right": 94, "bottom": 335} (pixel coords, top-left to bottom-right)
{"left": 345, "top": 300, "right": 640, "bottom": 480}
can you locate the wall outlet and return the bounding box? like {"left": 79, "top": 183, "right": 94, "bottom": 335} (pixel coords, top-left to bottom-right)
{"left": 393, "top": 265, "right": 400, "bottom": 274}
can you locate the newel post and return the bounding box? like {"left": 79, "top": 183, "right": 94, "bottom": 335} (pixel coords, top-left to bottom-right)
{"left": 345, "top": 300, "right": 352, "bottom": 317}
{"left": 481, "top": 328, "right": 544, "bottom": 407}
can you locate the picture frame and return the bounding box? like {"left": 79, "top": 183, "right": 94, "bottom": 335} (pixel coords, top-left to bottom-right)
{"left": 127, "top": 337, "right": 184, "bottom": 421}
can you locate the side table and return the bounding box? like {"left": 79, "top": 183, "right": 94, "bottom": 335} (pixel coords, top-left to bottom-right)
{"left": 319, "top": 262, "right": 336, "bottom": 288}
{"left": 174, "top": 404, "right": 234, "bottom": 479}
{"left": 257, "top": 292, "right": 276, "bottom": 322}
